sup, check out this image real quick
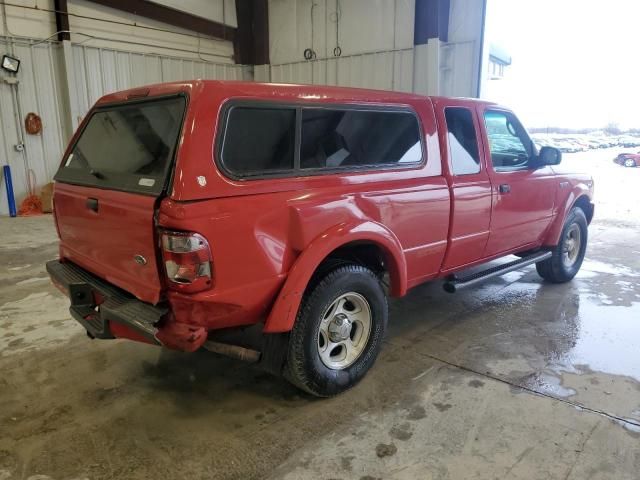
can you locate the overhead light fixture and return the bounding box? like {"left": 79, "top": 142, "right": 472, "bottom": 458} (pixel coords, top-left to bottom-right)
{"left": 1, "top": 55, "right": 20, "bottom": 73}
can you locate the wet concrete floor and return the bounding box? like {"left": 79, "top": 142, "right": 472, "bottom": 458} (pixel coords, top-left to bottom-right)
{"left": 1, "top": 152, "right": 640, "bottom": 479}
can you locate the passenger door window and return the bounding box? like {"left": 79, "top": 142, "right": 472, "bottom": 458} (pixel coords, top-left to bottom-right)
{"left": 444, "top": 107, "right": 481, "bottom": 175}
{"left": 484, "top": 110, "right": 534, "bottom": 171}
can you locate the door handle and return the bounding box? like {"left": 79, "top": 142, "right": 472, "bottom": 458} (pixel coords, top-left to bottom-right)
{"left": 499, "top": 184, "right": 511, "bottom": 194}
{"left": 86, "top": 197, "right": 99, "bottom": 212}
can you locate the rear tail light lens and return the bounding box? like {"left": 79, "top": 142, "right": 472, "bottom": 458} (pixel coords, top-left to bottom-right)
{"left": 160, "top": 230, "right": 212, "bottom": 293}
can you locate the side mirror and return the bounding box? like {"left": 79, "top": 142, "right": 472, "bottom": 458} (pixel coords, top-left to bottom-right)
{"left": 538, "top": 146, "right": 562, "bottom": 166}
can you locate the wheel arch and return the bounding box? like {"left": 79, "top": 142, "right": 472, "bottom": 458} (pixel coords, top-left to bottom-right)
{"left": 263, "top": 221, "right": 407, "bottom": 333}
{"left": 543, "top": 188, "right": 593, "bottom": 247}
{"left": 573, "top": 195, "right": 594, "bottom": 224}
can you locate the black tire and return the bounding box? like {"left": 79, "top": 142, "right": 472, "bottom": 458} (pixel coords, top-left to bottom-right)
{"left": 285, "top": 264, "right": 388, "bottom": 397}
{"left": 536, "top": 207, "right": 588, "bottom": 283}
{"left": 624, "top": 158, "right": 636, "bottom": 168}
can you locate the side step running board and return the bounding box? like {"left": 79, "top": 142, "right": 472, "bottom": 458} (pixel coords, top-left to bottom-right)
{"left": 443, "top": 251, "right": 552, "bottom": 293}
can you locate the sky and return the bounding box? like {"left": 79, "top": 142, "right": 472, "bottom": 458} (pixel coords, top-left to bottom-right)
{"left": 482, "top": 0, "right": 640, "bottom": 130}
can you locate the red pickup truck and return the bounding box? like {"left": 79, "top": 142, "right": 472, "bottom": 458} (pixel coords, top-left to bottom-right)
{"left": 47, "top": 81, "right": 594, "bottom": 396}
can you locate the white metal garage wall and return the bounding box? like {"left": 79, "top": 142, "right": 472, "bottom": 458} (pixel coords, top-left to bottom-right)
{"left": 265, "top": 48, "right": 415, "bottom": 92}
{"left": 439, "top": 0, "right": 485, "bottom": 98}
{"left": 263, "top": 0, "right": 416, "bottom": 92}
{"left": 69, "top": 44, "right": 249, "bottom": 126}
{"left": 0, "top": 37, "right": 67, "bottom": 217}
{"left": 262, "top": 0, "right": 484, "bottom": 98}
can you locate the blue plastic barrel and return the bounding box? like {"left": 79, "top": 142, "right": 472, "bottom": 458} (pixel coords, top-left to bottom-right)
{"left": 3, "top": 165, "right": 17, "bottom": 217}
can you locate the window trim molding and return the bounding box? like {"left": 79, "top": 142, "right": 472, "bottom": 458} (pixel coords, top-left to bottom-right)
{"left": 215, "top": 99, "right": 427, "bottom": 181}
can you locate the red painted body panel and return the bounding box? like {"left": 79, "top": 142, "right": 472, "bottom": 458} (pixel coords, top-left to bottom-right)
{"left": 482, "top": 166, "right": 556, "bottom": 255}
{"left": 542, "top": 167, "right": 594, "bottom": 246}
{"left": 54, "top": 183, "right": 163, "bottom": 304}
{"left": 50, "top": 80, "right": 594, "bottom": 351}
{"left": 432, "top": 98, "right": 493, "bottom": 271}
{"left": 473, "top": 105, "right": 557, "bottom": 257}
{"left": 264, "top": 220, "right": 409, "bottom": 333}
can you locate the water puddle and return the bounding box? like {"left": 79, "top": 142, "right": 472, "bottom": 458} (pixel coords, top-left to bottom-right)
{"left": 614, "top": 418, "right": 640, "bottom": 435}
{"left": 581, "top": 259, "right": 640, "bottom": 277}
{"left": 552, "top": 297, "right": 640, "bottom": 382}
{"left": 522, "top": 372, "right": 576, "bottom": 398}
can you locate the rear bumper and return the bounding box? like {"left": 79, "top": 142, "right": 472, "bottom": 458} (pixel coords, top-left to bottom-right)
{"left": 47, "top": 259, "right": 166, "bottom": 344}
{"left": 47, "top": 259, "right": 257, "bottom": 351}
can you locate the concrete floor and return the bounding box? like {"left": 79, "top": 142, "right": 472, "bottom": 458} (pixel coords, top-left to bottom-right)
{"left": 1, "top": 149, "right": 640, "bottom": 480}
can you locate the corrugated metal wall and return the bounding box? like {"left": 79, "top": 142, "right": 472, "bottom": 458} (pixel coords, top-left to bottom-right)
{"left": 266, "top": 49, "right": 415, "bottom": 93}
{"left": 439, "top": 40, "right": 478, "bottom": 98}
{"left": 263, "top": 0, "right": 484, "bottom": 98}
{"left": 70, "top": 44, "right": 248, "bottom": 126}
{"left": 0, "top": 38, "right": 67, "bottom": 217}
{"left": 261, "top": 43, "right": 480, "bottom": 99}
{"left": 0, "top": 37, "right": 250, "bottom": 215}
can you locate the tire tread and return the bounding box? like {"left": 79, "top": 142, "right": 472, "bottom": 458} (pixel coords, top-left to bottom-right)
{"left": 285, "top": 264, "right": 387, "bottom": 397}
{"left": 536, "top": 207, "right": 588, "bottom": 283}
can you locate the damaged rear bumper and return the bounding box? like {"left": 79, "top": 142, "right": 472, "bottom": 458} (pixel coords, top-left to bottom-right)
{"left": 46, "top": 259, "right": 207, "bottom": 351}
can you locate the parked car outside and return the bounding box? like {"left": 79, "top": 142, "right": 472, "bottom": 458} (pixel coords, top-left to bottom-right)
{"left": 620, "top": 137, "right": 640, "bottom": 148}
{"left": 46, "top": 81, "right": 595, "bottom": 396}
{"left": 614, "top": 152, "right": 640, "bottom": 167}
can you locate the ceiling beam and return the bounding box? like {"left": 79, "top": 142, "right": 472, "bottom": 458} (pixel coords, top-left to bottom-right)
{"left": 84, "top": 0, "right": 236, "bottom": 43}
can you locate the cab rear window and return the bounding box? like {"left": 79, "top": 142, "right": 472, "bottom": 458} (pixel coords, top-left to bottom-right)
{"left": 55, "top": 95, "right": 186, "bottom": 196}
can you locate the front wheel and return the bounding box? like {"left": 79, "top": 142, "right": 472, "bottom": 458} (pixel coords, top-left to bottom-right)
{"left": 624, "top": 158, "right": 636, "bottom": 167}
{"left": 285, "top": 264, "right": 388, "bottom": 397}
{"left": 536, "top": 207, "right": 588, "bottom": 283}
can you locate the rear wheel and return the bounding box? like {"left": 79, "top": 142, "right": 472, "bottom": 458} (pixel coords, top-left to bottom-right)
{"left": 624, "top": 158, "right": 636, "bottom": 167}
{"left": 285, "top": 264, "right": 388, "bottom": 397}
{"left": 536, "top": 207, "right": 588, "bottom": 283}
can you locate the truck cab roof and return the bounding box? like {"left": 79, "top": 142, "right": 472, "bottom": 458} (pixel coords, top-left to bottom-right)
{"left": 96, "top": 80, "right": 499, "bottom": 109}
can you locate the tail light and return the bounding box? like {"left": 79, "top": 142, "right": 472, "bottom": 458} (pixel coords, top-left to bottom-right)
{"left": 160, "top": 230, "right": 213, "bottom": 293}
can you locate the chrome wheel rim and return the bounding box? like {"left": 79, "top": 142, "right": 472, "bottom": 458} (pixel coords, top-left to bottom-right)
{"left": 317, "top": 292, "right": 372, "bottom": 370}
{"left": 625, "top": 159, "right": 635, "bottom": 167}
{"left": 563, "top": 223, "right": 581, "bottom": 267}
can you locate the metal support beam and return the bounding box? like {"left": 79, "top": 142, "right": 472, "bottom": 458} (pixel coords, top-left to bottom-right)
{"left": 53, "top": 0, "right": 70, "bottom": 41}
{"left": 234, "top": 0, "right": 269, "bottom": 65}
{"left": 413, "top": 40, "right": 440, "bottom": 96}
{"left": 476, "top": 0, "right": 488, "bottom": 97}
{"left": 84, "top": 0, "right": 236, "bottom": 43}
{"left": 59, "top": 39, "right": 79, "bottom": 137}
{"left": 414, "top": 0, "right": 450, "bottom": 45}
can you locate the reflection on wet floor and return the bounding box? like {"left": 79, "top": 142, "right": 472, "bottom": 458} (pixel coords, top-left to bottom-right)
{"left": 581, "top": 258, "right": 640, "bottom": 277}
{"left": 384, "top": 242, "right": 640, "bottom": 432}
{"left": 560, "top": 298, "right": 640, "bottom": 381}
